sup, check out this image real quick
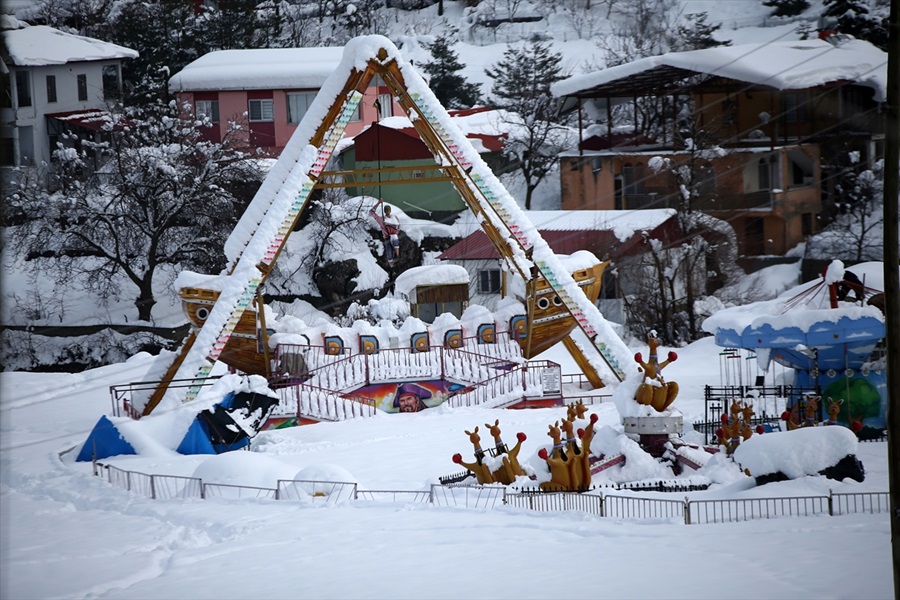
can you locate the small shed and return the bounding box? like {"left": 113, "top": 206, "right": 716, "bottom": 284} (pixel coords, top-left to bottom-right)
{"left": 394, "top": 265, "right": 470, "bottom": 323}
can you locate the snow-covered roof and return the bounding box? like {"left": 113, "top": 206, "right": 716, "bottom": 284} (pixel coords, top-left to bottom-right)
{"left": 439, "top": 209, "right": 679, "bottom": 261}
{"left": 552, "top": 37, "right": 889, "bottom": 102}
{"left": 2, "top": 24, "right": 138, "bottom": 66}
{"left": 523, "top": 209, "right": 676, "bottom": 234}
{"left": 168, "top": 47, "right": 346, "bottom": 92}
{"left": 394, "top": 264, "right": 470, "bottom": 298}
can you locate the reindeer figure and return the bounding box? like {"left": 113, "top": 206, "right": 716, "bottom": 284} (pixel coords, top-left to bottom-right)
{"left": 634, "top": 330, "right": 679, "bottom": 412}
{"left": 547, "top": 421, "right": 566, "bottom": 461}
{"left": 483, "top": 419, "right": 528, "bottom": 484}
{"left": 485, "top": 419, "right": 508, "bottom": 454}
{"left": 741, "top": 402, "right": 755, "bottom": 424}
{"left": 560, "top": 418, "right": 580, "bottom": 456}
{"left": 452, "top": 426, "right": 495, "bottom": 484}
{"left": 574, "top": 413, "right": 600, "bottom": 490}
{"left": 538, "top": 421, "right": 572, "bottom": 491}
{"left": 566, "top": 400, "right": 589, "bottom": 422}
{"left": 825, "top": 397, "right": 843, "bottom": 425}
{"left": 782, "top": 403, "right": 801, "bottom": 431}
{"left": 802, "top": 394, "right": 820, "bottom": 427}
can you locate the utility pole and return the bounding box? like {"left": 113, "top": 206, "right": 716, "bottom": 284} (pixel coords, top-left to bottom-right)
{"left": 883, "top": 0, "right": 899, "bottom": 596}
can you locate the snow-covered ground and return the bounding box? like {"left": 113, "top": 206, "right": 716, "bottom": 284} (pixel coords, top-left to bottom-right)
{"left": 0, "top": 324, "right": 891, "bottom": 599}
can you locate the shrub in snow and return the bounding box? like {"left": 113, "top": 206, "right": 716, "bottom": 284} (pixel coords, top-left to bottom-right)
{"left": 733, "top": 426, "right": 864, "bottom": 484}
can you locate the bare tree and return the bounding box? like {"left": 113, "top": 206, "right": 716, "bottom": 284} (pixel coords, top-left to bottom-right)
{"left": 3, "top": 101, "right": 262, "bottom": 323}
{"left": 806, "top": 158, "right": 885, "bottom": 262}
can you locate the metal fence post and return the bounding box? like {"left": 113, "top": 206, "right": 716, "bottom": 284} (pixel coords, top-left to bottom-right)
{"left": 828, "top": 489, "right": 834, "bottom": 516}
{"left": 150, "top": 475, "right": 156, "bottom": 500}
{"left": 599, "top": 492, "right": 605, "bottom": 517}
{"left": 684, "top": 497, "right": 691, "bottom": 525}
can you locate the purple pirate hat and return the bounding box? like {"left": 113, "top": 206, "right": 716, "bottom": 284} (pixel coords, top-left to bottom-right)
{"left": 392, "top": 382, "right": 432, "bottom": 407}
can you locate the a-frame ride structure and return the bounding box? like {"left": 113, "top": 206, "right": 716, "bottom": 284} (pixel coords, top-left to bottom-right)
{"left": 141, "top": 35, "right": 633, "bottom": 416}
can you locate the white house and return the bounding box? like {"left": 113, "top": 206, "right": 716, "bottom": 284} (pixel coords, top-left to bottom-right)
{"left": 1, "top": 16, "right": 138, "bottom": 175}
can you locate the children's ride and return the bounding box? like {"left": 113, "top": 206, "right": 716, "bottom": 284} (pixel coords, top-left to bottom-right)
{"left": 633, "top": 330, "right": 679, "bottom": 411}
{"left": 138, "top": 35, "right": 631, "bottom": 417}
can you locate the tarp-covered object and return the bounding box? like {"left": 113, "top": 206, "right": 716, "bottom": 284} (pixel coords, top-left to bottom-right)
{"left": 176, "top": 419, "right": 217, "bottom": 455}
{"left": 76, "top": 415, "right": 137, "bottom": 462}
{"left": 187, "top": 391, "right": 280, "bottom": 454}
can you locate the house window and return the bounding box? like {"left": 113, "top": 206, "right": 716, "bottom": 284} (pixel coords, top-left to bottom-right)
{"left": 622, "top": 162, "right": 644, "bottom": 195}
{"left": 15, "top": 71, "right": 31, "bottom": 107}
{"left": 802, "top": 213, "right": 813, "bottom": 236}
{"left": 757, "top": 158, "right": 770, "bottom": 190}
{"left": 77, "top": 74, "right": 88, "bottom": 101}
{"left": 696, "top": 165, "right": 716, "bottom": 196}
{"left": 1, "top": 138, "right": 14, "bottom": 165}
{"left": 478, "top": 269, "right": 501, "bottom": 294}
{"left": 195, "top": 99, "right": 220, "bottom": 123}
{"left": 781, "top": 92, "right": 806, "bottom": 124}
{"left": 1, "top": 72, "right": 10, "bottom": 108}
{"left": 378, "top": 93, "right": 393, "bottom": 119}
{"left": 249, "top": 98, "right": 274, "bottom": 122}
{"left": 350, "top": 103, "right": 362, "bottom": 122}
{"left": 287, "top": 92, "right": 315, "bottom": 124}
{"left": 102, "top": 65, "right": 120, "bottom": 100}
{"left": 46, "top": 75, "right": 57, "bottom": 103}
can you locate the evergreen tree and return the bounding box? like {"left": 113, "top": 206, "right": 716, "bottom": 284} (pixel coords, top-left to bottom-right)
{"left": 107, "top": 0, "right": 203, "bottom": 103}
{"left": 485, "top": 39, "right": 570, "bottom": 209}
{"left": 421, "top": 35, "right": 481, "bottom": 109}
{"left": 674, "top": 12, "right": 731, "bottom": 51}
{"left": 762, "top": 0, "right": 810, "bottom": 18}
{"left": 822, "top": 0, "right": 888, "bottom": 50}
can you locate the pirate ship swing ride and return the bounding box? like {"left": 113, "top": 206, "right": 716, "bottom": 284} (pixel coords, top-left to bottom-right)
{"left": 138, "top": 36, "right": 633, "bottom": 418}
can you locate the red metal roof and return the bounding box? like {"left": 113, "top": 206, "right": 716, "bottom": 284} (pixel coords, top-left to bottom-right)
{"left": 438, "top": 217, "right": 684, "bottom": 261}
{"left": 350, "top": 120, "right": 506, "bottom": 161}
{"left": 45, "top": 109, "right": 113, "bottom": 132}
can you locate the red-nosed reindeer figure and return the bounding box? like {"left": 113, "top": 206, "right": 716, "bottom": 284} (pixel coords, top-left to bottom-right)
{"left": 634, "top": 330, "right": 679, "bottom": 411}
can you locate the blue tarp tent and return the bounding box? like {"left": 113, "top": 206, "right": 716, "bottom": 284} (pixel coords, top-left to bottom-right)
{"left": 176, "top": 418, "right": 218, "bottom": 455}
{"left": 75, "top": 415, "right": 137, "bottom": 462}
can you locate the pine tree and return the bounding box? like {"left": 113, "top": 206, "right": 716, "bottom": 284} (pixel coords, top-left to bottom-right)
{"left": 421, "top": 35, "right": 481, "bottom": 109}
{"left": 485, "top": 39, "right": 571, "bottom": 209}
{"left": 107, "top": 0, "right": 203, "bottom": 103}
{"left": 674, "top": 12, "right": 731, "bottom": 51}
{"left": 822, "top": 0, "right": 888, "bottom": 50}
{"left": 762, "top": 0, "right": 810, "bottom": 18}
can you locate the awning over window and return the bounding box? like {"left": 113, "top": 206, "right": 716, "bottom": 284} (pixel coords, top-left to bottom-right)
{"left": 46, "top": 109, "right": 112, "bottom": 132}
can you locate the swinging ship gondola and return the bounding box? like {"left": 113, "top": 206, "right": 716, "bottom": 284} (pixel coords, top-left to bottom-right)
{"left": 179, "top": 259, "right": 609, "bottom": 378}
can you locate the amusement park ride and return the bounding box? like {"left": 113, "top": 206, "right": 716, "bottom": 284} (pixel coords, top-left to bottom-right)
{"left": 137, "top": 35, "right": 633, "bottom": 417}
{"left": 83, "top": 37, "right": 883, "bottom": 496}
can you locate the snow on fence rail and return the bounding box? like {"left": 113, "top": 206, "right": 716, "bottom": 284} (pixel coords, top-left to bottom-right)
{"left": 273, "top": 382, "right": 376, "bottom": 421}
{"left": 94, "top": 463, "right": 888, "bottom": 525}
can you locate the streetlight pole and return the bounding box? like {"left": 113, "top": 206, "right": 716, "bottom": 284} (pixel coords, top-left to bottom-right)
{"left": 882, "top": 0, "right": 899, "bottom": 596}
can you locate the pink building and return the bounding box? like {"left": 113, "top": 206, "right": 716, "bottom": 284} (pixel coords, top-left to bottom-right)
{"left": 168, "top": 47, "right": 403, "bottom": 155}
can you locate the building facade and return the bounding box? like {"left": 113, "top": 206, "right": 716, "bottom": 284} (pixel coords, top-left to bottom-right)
{"left": 1, "top": 22, "right": 137, "bottom": 175}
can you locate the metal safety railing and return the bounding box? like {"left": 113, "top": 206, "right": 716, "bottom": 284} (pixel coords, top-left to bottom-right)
{"left": 94, "top": 462, "right": 888, "bottom": 526}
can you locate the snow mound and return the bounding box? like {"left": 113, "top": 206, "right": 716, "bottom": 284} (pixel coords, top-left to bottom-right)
{"left": 733, "top": 426, "right": 858, "bottom": 479}
{"left": 294, "top": 463, "right": 358, "bottom": 484}
{"left": 191, "top": 452, "right": 298, "bottom": 488}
